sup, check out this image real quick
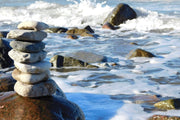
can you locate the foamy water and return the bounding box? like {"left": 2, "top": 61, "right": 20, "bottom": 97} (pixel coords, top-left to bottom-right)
{"left": 1, "top": 0, "right": 180, "bottom": 119}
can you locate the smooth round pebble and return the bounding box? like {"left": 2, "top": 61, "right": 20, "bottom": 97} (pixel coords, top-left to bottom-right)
{"left": 9, "top": 49, "right": 47, "bottom": 63}
{"left": 12, "top": 69, "right": 50, "bottom": 84}
{"left": 14, "top": 79, "right": 56, "bottom": 97}
{"left": 14, "top": 61, "right": 51, "bottom": 73}
{"left": 7, "top": 29, "right": 47, "bottom": 42}
{"left": 10, "top": 40, "right": 45, "bottom": 53}
{"left": 18, "top": 21, "right": 49, "bottom": 31}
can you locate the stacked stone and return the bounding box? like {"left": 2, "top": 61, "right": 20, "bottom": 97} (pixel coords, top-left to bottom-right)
{"left": 7, "top": 21, "right": 56, "bottom": 98}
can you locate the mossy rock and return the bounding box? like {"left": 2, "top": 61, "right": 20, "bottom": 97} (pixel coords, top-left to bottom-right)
{"left": 148, "top": 115, "right": 180, "bottom": 120}
{"left": 0, "top": 91, "right": 85, "bottom": 120}
{"left": 50, "top": 55, "right": 98, "bottom": 68}
{"left": 103, "top": 3, "right": 137, "bottom": 26}
{"left": 127, "top": 48, "right": 155, "bottom": 59}
{"left": 154, "top": 98, "right": 180, "bottom": 110}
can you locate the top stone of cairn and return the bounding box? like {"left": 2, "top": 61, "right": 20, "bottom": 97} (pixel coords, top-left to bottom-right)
{"left": 18, "top": 21, "right": 49, "bottom": 31}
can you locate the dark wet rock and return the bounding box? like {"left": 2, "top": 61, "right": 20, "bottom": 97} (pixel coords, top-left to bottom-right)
{"left": 67, "top": 34, "right": 78, "bottom": 39}
{"left": 71, "top": 51, "right": 107, "bottom": 63}
{"left": 66, "top": 28, "right": 94, "bottom": 37}
{"left": 127, "top": 48, "right": 155, "bottom": 59}
{"left": 0, "top": 38, "right": 13, "bottom": 68}
{"left": 45, "top": 27, "right": 68, "bottom": 33}
{"left": 148, "top": 115, "right": 180, "bottom": 120}
{"left": 0, "top": 74, "right": 16, "bottom": 92}
{"left": 102, "top": 22, "right": 119, "bottom": 30}
{"left": 103, "top": 3, "right": 137, "bottom": 26}
{"left": 50, "top": 55, "right": 98, "bottom": 68}
{"left": 84, "top": 25, "right": 94, "bottom": 33}
{"left": 154, "top": 98, "right": 180, "bottom": 110}
{"left": 0, "top": 91, "right": 85, "bottom": 120}
{"left": 10, "top": 40, "right": 45, "bottom": 53}
{"left": 0, "top": 31, "right": 9, "bottom": 38}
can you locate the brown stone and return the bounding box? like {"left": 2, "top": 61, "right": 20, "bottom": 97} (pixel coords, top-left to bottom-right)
{"left": 127, "top": 48, "right": 155, "bottom": 59}
{"left": 66, "top": 28, "right": 94, "bottom": 37}
{"left": 102, "top": 22, "right": 119, "bottom": 30}
{"left": 148, "top": 115, "right": 180, "bottom": 120}
{"left": 0, "top": 91, "right": 85, "bottom": 120}
{"left": 67, "top": 34, "right": 78, "bottom": 39}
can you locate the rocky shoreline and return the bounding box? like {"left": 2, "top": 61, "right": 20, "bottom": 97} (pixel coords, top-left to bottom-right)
{"left": 0, "top": 3, "right": 180, "bottom": 120}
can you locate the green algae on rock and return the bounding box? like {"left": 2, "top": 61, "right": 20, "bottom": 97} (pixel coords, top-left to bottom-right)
{"left": 154, "top": 98, "right": 180, "bottom": 110}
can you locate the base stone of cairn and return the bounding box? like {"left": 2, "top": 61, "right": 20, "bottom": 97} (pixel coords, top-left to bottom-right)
{"left": 0, "top": 21, "right": 85, "bottom": 120}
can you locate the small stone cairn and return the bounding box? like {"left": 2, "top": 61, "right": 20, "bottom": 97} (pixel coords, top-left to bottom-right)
{"left": 7, "top": 21, "right": 56, "bottom": 97}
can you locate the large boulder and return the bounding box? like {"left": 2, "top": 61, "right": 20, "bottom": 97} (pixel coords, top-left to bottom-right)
{"left": 103, "top": 3, "right": 137, "bottom": 26}
{"left": 127, "top": 48, "right": 155, "bottom": 59}
{"left": 0, "top": 91, "right": 85, "bottom": 120}
{"left": 50, "top": 55, "right": 98, "bottom": 68}
{"left": 0, "top": 38, "right": 13, "bottom": 68}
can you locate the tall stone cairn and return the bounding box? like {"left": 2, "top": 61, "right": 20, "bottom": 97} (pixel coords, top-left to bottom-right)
{"left": 7, "top": 21, "right": 56, "bottom": 97}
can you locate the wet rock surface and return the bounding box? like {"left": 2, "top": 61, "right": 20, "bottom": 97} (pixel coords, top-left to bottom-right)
{"left": 0, "top": 91, "right": 85, "bottom": 120}
{"left": 103, "top": 3, "right": 137, "bottom": 26}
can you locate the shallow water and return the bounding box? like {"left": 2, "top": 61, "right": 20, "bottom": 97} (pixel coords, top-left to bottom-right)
{"left": 1, "top": 0, "right": 180, "bottom": 119}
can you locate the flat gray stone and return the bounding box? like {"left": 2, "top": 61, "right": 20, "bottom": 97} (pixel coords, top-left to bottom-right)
{"left": 9, "top": 49, "right": 47, "bottom": 63}
{"left": 10, "top": 40, "right": 45, "bottom": 53}
{"left": 14, "top": 79, "right": 56, "bottom": 97}
{"left": 7, "top": 30, "right": 47, "bottom": 42}
{"left": 14, "top": 61, "right": 51, "bottom": 73}
{"left": 12, "top": 69, "right": 50, "bottom": 84}
{"left": 71, "top": 51, "right": 107, "bottom": 63}
{"left": 18, "top": 21, "right": 49, "bottom": 31}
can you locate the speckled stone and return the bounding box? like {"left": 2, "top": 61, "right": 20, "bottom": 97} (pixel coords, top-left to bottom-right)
{"left": 10, "top": 40, "right": 45, "bottom": 53}
{"left": 14, "top": 79, "right": 56, "bottom": 97}
{"left": 7, "top": 30, "right": 47, "bottom": 42}
{"left": 14, "top": 61, "right": 51, "bottom": 73}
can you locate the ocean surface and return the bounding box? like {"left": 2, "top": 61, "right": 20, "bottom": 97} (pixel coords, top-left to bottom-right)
{"left": 1, "top": 0, "right": 180, "bottom": 119}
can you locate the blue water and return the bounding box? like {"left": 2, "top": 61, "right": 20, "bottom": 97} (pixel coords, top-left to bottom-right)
{"left": 1, "top": 0, "right": 180, "bottom": 119}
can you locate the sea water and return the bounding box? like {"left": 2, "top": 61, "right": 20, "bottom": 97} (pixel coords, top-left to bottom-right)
{"left": 0, "top": 0, "right": 180, "bottom": 119}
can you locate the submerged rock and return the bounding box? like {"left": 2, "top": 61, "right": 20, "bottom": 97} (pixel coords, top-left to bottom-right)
{"left": 0, "top": 38, "right": 13, "bottom": 69}
{"left": 148, "top": 115, "right": 180, "bottom": 120}
{"left": 66, "top": 28, "right": 94, "bottom": 37}
{"left": 127, "top": 48, "right": 155, "bottom": 59}
{"left": 0, "top": 91, "right": 85, "bottom": 120}
{"left": 102, "top": 22, "right": 118, "bottom": 30}
{"left": 154, "top": 98, "right": 180, "bottom": 110}
{"left": 103, "top": 3, "right": 137, "bottom": 26}
{"left": 45, "top": 27, "right": 68, "bottom": 33}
